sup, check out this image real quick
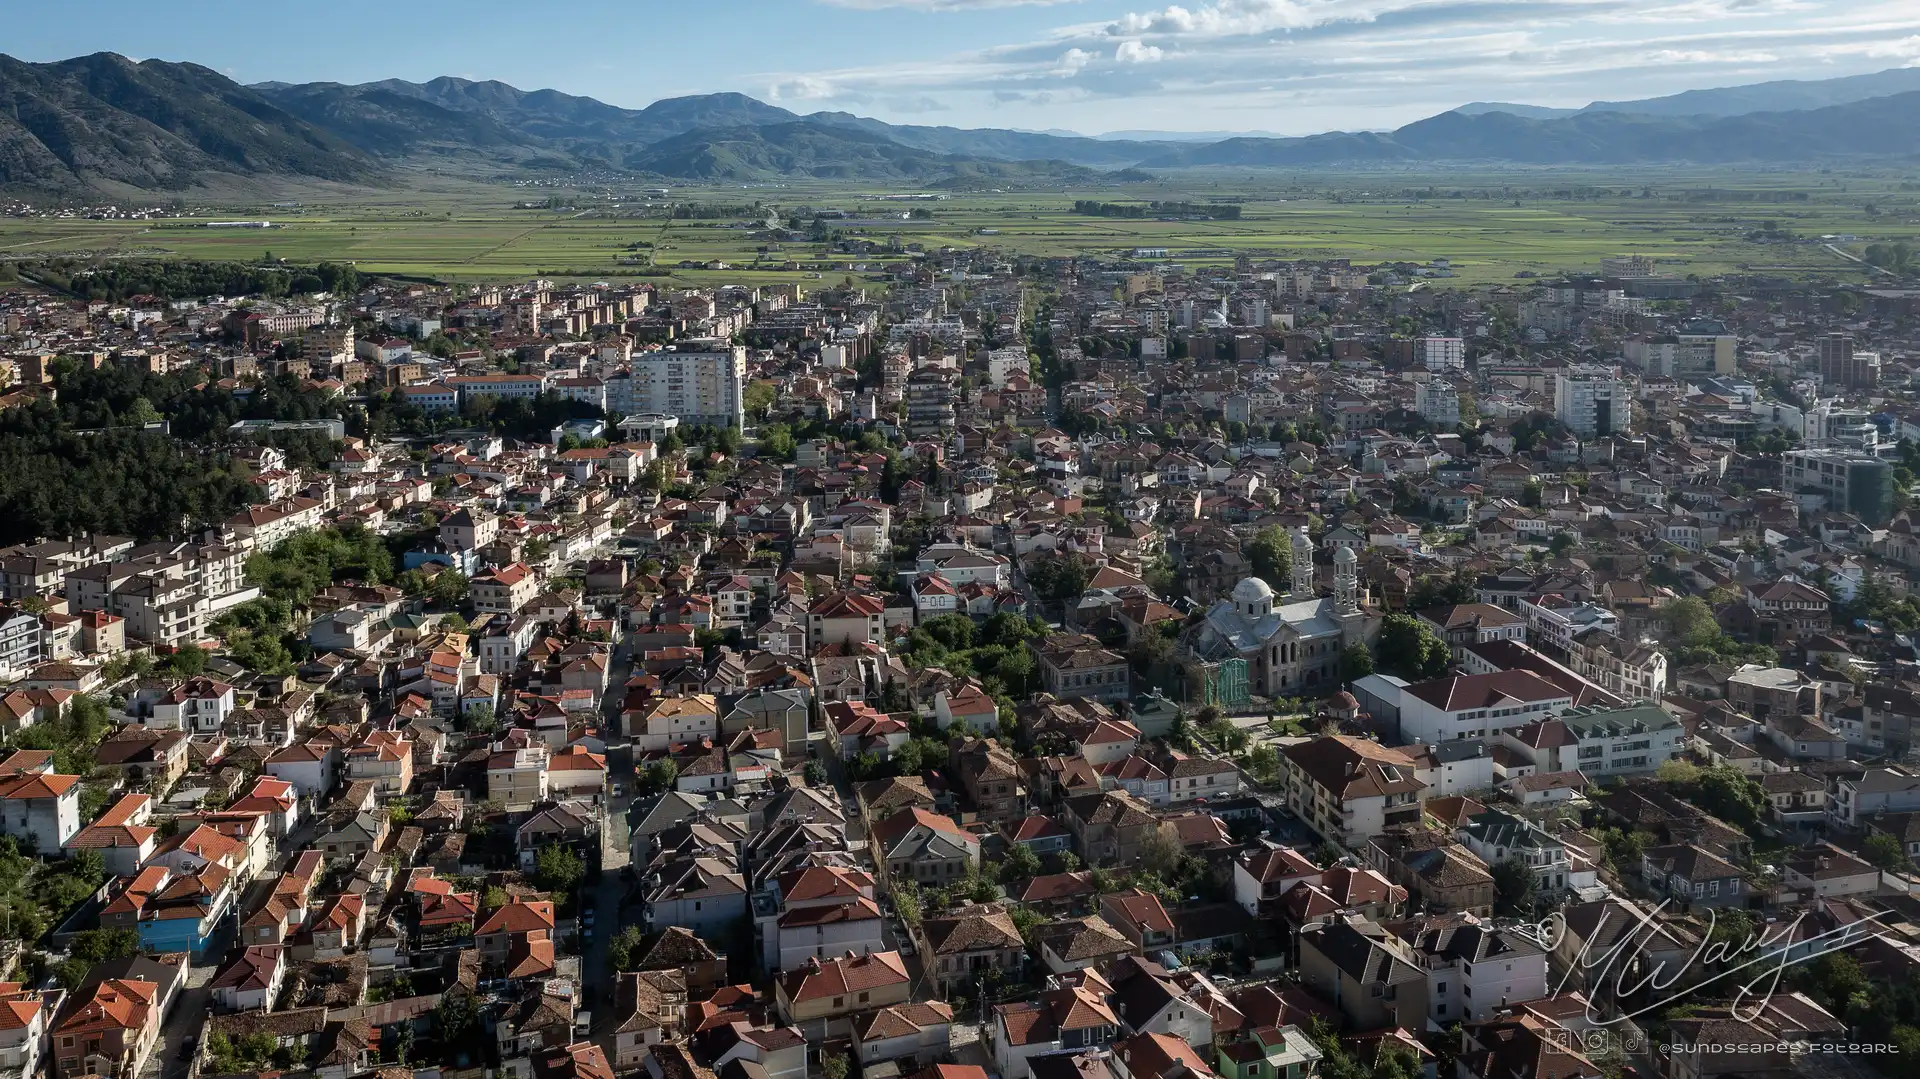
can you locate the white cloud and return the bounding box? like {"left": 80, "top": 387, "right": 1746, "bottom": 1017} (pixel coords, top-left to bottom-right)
{"left": 1056, "top": 47, "right": 1094, "bottom": 73}
{"left": 766, "top": 75, "right": 838, "bottom": 101}
{"left": 748, "top": 0, "right": 1920, "bottom": 131}
{"left": 1864, "top": 34, "right": 1920, "bottom": 60}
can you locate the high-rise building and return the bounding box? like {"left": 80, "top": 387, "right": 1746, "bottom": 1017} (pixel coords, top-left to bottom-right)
{"left": 1554, "top": 368, "right": 1630, "bottom": 438}
{"left": 1783, "top": 447, "right": 1896, "bottom": 525}
{"left": 629, "top": 342, "right": 746, "bottom": 428}
{"left": 1421, "top": 337, "right": 1465, "bottom": 372}
{"left": 881, "top": 351, "right": 913, "bottom": 404}
{"left": 1414, "top": 378, "right": 1460, "bottom": 427}
{"left": 906, "top": 367, "right": 957, "bottom": 435}
{"left": 1817, "top": 333, "right": 1880, "bottom": 390}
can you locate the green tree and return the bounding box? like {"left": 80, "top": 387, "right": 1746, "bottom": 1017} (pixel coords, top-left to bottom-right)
{"left": 1245, "top": 526, "right": 1294, "bottom": 593}
{"left": 1138, "top": 824, "right": 1186, "bottom": 879}
{"left": 534, "top": 845, "right": 585, "bottom": 895}
{"left": 1376, "top": 614, "right": 1451, "bottom": 678}
{"left": 463, "top": 703, "right": 498, "bottom": 734}
{"left": 68, "top": 927, "right": 140, "bottom": 964}
{"left": 1339, "top": 642, "right": 1374, "bottom": 681}
{"left": 1492, "top": 858, "right": 1536, "bottom": 916}
{"left": 1001, "top": 843, "right": 1042, "bottom": 882}
{"left": 1687, "top": 765, "right": 1768, "bottom": 829}
{"left": 163, "top": 646, "right": 207, "bottom": 678}
{"left": 644, "top": 758, "right": 679, "bottom": 793}
{"left": 609, "top": 924, "right": 648, "bottom": 971}
{"left": 1865, "top": 832, "right": 1910, "bottom": 871}
{"left": 1026, "top": 554, "right": 1090, "bottom": 604}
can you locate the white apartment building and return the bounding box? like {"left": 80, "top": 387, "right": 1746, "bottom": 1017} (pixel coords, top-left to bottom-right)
{"left": 986, "top": 347, "right": 1028, "bottom": 389}
{"left": 1404, "top": 918, "right": 1550, "bottom": 1025}
{"left": 1421, "top": 337, "right": 1465, "bottom": 372}
{"left": 1506, "top": 702, "right": 1682, "bottom": 779}
{"left": 1461, "top": 809, "right": 1571, "bottom": 895}
{"left": 0, "top": 609, "right": 41, "bottom": 680}
{"left": 479, "top": 615, "right": 539, "bottom": 676}
{"left": 1554, "top": 368, "right": 1630, "bottom": 438}
{"left": 1414, "top": 378, "right": 1460, "bottom": 426}
{"left": 630, "top": 343, "right": 746, "bottom": 429}
{"left": 1829, "top": 765, "right": 1920, "bottom": 828}
{"left": 1625, "top": 331, "right": 1734, "bottom": 379}
{"left": 1397, "top": 671, "right": 1575, "bottom": 744}
{"left": 446, "top": 373, "right": 548, "bottom": 404}
{"left": 1516, "top": 597, "right": 1618, "bottom": 655}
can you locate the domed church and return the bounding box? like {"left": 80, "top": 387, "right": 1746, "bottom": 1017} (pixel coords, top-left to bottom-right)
{"left": 1185, "top": 527, "right": 1376, "bottom": 700}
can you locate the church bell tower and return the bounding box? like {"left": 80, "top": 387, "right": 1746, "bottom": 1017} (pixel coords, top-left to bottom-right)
{"left": 1290, "top": 526, "right": 1315, "bottom": 598}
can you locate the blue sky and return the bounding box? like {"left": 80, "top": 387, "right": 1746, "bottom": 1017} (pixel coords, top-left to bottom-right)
{"left": 11, "top": 0, "right": 1920, "bottom": 134}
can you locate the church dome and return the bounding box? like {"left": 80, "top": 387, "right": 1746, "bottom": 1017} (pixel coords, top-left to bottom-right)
{"left": 1232, "top": 577, "right": 1275, "bottom": 605}
{"left": 1331, "top": 690, "right": 1359, "bottom": 709}
{"left": 1334, "top": 545, "right": 1358, "bottom": 564}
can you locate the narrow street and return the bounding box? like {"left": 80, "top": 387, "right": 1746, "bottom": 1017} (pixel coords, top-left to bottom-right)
{"left": 584, "top": 631, "right": 637, "bottom": 1052}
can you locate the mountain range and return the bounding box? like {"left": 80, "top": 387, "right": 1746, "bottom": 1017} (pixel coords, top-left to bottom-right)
{"left": 4, "top": 51, "right": 1920, "bottom": 194}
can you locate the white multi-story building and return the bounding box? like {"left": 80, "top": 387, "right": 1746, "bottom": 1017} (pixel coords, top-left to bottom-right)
{"left": 1625, "top": 329, "right": 1734, "bottom": 379}
{"left": 630, "top": 343, "right": 746, "bottom": 429}
{"left": 1516, "top": 597, "right": 1618, "bottom": 656}
{"left": 1421, "top": 337, "right": 1465, "bottom": 372}
{"left": 1397, "top": 671, "right": 1575, "bottom": 744}
{"left": 1413, "top": 378, "right": 1460, "bottom": 427}
{"left": 0, "top": 609, "right": 41, "bottom": 680}
{"left": 985, "top": 347, "right": 1028, "bottom": 389}
{"left": 1402, "top": 916, "right": 1550, "bottom": 1025}
{"left": 1554, "top": 367, "right": 1630, "bottom": 438}
{"left": 446, "top": 372, "right": 548, "bottom": 404}
{"left": 1505, "top": 702, "right": 1682, "bottom": 779}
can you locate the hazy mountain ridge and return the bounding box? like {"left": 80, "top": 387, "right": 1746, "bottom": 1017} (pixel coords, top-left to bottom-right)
{"left": 1141, "top": 94, "right": 1920, "bottom": 167}
{"left": 7, "top": 51, "right": 1920, "bottom": 194}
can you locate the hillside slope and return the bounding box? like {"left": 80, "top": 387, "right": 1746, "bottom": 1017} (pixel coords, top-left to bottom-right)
{"left": 0, "top": 52, "right": 379, "bottom": 192}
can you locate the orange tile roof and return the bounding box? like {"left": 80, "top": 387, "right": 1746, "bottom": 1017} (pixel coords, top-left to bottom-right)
{"left": 55, "top": 979, "right": 156, "bottom": 1036}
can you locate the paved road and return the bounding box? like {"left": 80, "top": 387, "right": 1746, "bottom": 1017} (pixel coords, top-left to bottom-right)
{"left": 581, "top": 632, "right": 638, "bottom": 1056}
{"left": 150, "top": 966, "right": 213, "bottom": 1079}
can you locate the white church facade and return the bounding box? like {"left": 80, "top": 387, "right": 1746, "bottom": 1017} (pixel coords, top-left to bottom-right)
{"left": 1186, "top": 527, "right": 1376, "bottom": 699}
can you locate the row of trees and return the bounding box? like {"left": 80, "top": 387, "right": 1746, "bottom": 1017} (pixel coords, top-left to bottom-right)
{"left": 22, "top": 257, "right": 360, "bottom": 302}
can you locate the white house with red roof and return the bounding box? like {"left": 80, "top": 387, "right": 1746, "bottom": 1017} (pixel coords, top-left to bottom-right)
{"left": 807, "top": 592, "right": 886, "bottom": 649}
{"left": 933, "top": 683, "right": 998, "bottom": 736}
{"left": 473, "top": 563, "right": 539, "bottom": 615}
{"left": 1072, "top": 719, "right": 1142, "bottom": 766}
{"left": 226, "top": 777, "right": 301, "bottom": 837}
{"left": 764, "top": 865, "right": 885, "bottom": 973}
{"left": 65, "top": 793, "right": 156, "bottom": 875}
{"left": 0, "top": 986, "right": 53, "bottom": 1079}
{"left": 0, "top": 769, "right": 79, "bottom": 855}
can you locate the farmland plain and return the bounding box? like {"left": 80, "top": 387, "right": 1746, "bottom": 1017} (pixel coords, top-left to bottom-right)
{"left": 3, "top": 167, "right": 1916, "bottom": 287}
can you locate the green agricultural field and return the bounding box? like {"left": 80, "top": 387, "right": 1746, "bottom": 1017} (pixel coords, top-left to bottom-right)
{"left": 4, "top": 166, "right": 1916, "bottom": 287}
